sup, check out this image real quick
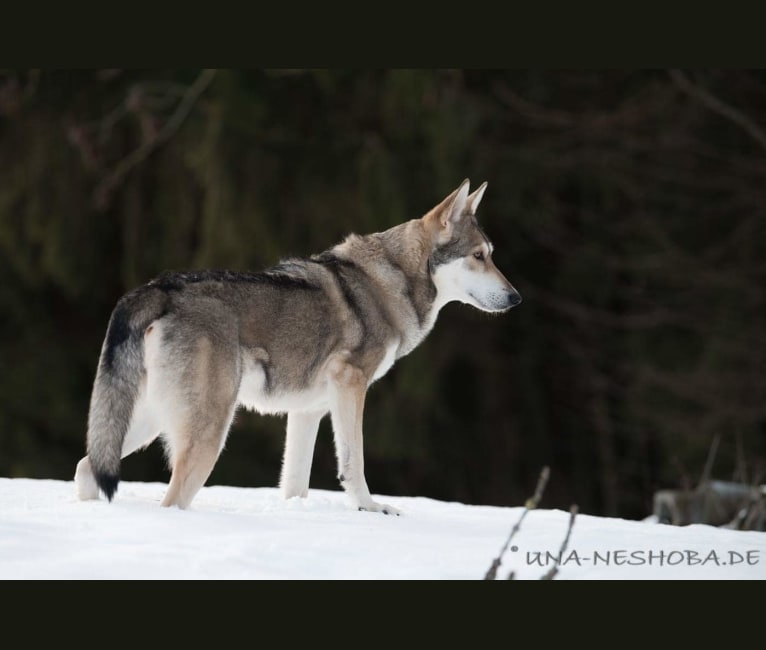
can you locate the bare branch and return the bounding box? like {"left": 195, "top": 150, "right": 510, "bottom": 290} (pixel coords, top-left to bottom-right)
{"left": 668, "top": 70, "right": 766, "bottom": 154}
{"left": 734, "top": 431, "right": 748, "bottom": 485}
{"left": 540, "top": 505, "right": 579, "bottom": 580}
{"left": 94, "top": 69, "right": 218, "bottom": 208}
{"left": 698, "top": 434, "right": 721, "bottom": 488}
{"left": 484, "top": 466, "right": 550, "bottom": 580}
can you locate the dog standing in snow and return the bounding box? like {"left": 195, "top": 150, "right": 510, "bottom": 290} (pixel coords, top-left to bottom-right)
{"left": 75, "top": 179, "right": 521, "bottom": 514}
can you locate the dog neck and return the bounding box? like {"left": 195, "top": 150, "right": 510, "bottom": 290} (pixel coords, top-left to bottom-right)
{"left": 333, "top": 219, "right": 444, "bottom": 358}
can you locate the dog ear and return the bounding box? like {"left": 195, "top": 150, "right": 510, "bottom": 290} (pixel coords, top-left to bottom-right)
{"left": 439, "top": 179, "right": 470, "bottom": 228}
{"left": 465, "top": 181, "right": 487, "bottom": 216}
{"left": 423, "top": 179, "right": 470, "bottom": 238}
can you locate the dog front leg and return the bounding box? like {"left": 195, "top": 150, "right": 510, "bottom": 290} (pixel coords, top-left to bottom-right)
{"left": 327, "top": 356, "right": 400, "bottom": 516}
{"left": 280, "top": 410, "right": 324, "bottom": 499}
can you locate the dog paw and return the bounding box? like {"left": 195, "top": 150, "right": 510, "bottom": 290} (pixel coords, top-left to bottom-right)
{"left": 357, "top": 502, "right": 401, "bottom": 516}
{"left": 74, "top": 456, "right": 100, "bottom": 501}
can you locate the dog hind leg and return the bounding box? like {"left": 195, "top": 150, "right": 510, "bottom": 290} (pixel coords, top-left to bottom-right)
{"left": 157, "top": 333, "right": 239, "bottom": 509}
{"left": 161, "top": 430, "right": 229, "bottom": 509}
{"left": 74, "top": 456, "right": 99, "bottom": 500}
{"left": 160, "top": 394, "right": 238, "bottom": 509}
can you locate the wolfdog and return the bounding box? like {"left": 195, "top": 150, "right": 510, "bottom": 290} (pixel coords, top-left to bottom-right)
{"left": 74, "top": 179, "right": 521, "bottom": 514}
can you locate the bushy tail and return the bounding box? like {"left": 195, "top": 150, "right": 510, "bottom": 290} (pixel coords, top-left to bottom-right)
{"left": 86, "top": 301, "right": 146, "bottom": 501}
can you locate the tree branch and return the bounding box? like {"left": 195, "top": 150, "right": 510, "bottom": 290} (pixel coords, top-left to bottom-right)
{"left": 94, "top": 68, "right": 218, "bottom": 208}
{"left": 699, "top": 434, "right": 721, "bottom": 488}
{"left": 668, "top": 70, "right": 766, "bottom": 154}
{"left": 484, "top": 466, "right": 550, "bottom": 580}
{"left": 541, "top": 505, "right": 578, "bottom": 580}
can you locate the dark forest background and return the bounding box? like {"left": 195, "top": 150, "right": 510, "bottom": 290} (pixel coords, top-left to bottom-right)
{"left": 1, "top": 69, "right": 764, "bottom": 520}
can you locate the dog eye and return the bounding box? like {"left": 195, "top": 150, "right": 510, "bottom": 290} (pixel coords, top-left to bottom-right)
{"left": 473, "top": 252, "right": 485, "bottom": 261}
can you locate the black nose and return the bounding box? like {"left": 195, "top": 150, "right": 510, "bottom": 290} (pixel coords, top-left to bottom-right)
{"left": 508, "top": 291, "right": 522, "bottom": 307}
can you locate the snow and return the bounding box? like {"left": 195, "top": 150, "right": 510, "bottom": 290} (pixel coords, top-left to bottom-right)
{"left": 1, "top": 478, "right": 764, "bottom": 579}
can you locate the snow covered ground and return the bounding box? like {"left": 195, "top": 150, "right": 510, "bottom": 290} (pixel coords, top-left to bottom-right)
{"left": 1, "top": 477, "right": 763, "bottom": 579}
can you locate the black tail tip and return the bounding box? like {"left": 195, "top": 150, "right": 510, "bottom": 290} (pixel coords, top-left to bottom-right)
{"left": 95, "top": 472, "right": 119, "bottom": 502}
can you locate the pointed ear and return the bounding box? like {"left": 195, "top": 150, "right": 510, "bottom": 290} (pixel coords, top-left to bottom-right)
{"left": 439, "top": 178, "right": 470, "bottom": 228}
{"left": 465, "top": 181, "right": 487, "bottom": 216}
{"left": 422, "top": 179, "right": 471, "bottom": 239}
{"left": 438, "top": 178, "right": 470, "bottom": 229}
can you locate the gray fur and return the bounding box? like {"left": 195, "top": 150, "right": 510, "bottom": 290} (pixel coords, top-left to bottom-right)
{"left": 76, "top": 179, "right": 521, "bottom": 512}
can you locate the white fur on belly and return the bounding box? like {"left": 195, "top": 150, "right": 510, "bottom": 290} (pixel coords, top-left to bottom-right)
{"left": 237, "top": 340, "right": 400, "bottom": 415}
{"left": 236, "top": 362, "right": 330, "bottom": 415}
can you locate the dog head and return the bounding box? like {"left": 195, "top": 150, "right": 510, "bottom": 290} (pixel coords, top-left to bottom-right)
{"left": 424, "top": 179, "right": 521, "bottom": 313}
